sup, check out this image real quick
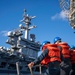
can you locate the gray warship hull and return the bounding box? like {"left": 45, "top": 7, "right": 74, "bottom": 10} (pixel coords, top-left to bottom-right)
{"left": 0, "top": 69, "right": 40, "bottom": 75}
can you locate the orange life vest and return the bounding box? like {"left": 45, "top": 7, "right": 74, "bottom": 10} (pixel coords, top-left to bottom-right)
{"left": 70, "top": 50, "right": 75, "bottom": 64}
{"left": 58, "top": 42, "right": 70, "bottom": 58}
{"left": 41, "top": 44, "right": 61, "bottom": 65}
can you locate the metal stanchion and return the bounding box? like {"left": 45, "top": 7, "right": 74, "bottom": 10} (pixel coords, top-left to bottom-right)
{"left": 29, "top": 64, "right": 42, "bottom": 75}
{"left": 29, "top": 67, "right": 34, "bottom": 75}
{"left": 16, "top": 62, "right": 20, "bottom": 75}
{"left": 39, "top": 64, "right": 42, "bottom": 75}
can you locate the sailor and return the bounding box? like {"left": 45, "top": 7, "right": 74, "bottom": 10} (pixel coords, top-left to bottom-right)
{"left": 70, "top": 45, "right": 75, "bottom": 75}
{"left": 28, "top": 41, "right": 61, "bottom": 75}
{"left": 54, "top": 37, "right": 72, "bottom": 75}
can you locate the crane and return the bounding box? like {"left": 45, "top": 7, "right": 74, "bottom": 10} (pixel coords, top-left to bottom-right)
{"left": 59, "top": 0, "right": 75, "bottom": 29}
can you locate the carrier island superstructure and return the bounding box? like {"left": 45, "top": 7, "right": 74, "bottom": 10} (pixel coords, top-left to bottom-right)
{"left": 0, "top": 9, "right": 41, "bottom": 75}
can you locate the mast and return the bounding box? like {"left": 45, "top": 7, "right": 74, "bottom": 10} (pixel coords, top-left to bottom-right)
{"left": 20, "top": 9, "right": 36, "bottom": 39}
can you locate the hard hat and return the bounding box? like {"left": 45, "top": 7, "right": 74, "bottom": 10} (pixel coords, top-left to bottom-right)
{"left": 70, "top": 45, "right": 75, "bottom": 49}
{"left": 54, "top": 37, "right": 61, "bottom": 43}
{"left": 42, "top": 41, "right": 50, "bottom": 47}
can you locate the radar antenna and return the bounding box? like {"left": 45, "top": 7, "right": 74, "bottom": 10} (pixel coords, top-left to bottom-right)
{"left": 20, "top": 9, "right": 36, "bottom": 39}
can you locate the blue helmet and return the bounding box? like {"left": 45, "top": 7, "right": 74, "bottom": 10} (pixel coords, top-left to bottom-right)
{"left": 70, "top": 45, "right": 75, "bottom": 49}
{"left": 42, "top": 41, "right": 50, "bottom": 47}
{"left": 54, "top": 37, "right": 61, "bottom": 43}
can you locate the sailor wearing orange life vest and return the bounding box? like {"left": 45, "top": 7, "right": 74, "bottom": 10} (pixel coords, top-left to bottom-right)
{"left": 28, "top": 41, "right": 61, "bottom": 75}
{"left": 70, "top": 45, "right": 75, "bottom": 75}
{"left": 54, "top": 37, "right": 72, "bottom": 75}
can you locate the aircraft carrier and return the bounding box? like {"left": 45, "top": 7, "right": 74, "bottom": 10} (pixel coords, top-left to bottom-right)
{"left": 0, "top": 9, "right": 41, "bottom": 75}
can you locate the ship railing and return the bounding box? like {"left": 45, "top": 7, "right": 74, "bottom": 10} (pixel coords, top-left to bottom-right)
{"left": 16, "top": 61, "right": 43, "bottom": 75}
{"left": 29, "top": 64, "right": 43, "bottom": 75}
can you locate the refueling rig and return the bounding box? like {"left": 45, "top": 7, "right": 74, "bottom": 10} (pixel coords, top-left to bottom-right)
{"left": 59, "top": 0, "right": 75, "bottom": 29}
